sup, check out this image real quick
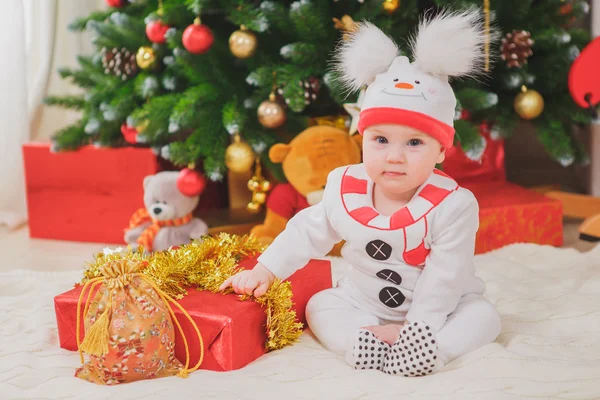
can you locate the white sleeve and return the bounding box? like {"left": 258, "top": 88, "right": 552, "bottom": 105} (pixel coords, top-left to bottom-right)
{"left": 405, "top": 190, "right": 479, "bottom": 332}
{"left": 256, "top": 171, "right": 343, "bottom": 280}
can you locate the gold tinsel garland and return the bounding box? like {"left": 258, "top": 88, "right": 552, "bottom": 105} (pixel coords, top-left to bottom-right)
{"left": 80, "top": 233, "right": 303, "bottom": 351}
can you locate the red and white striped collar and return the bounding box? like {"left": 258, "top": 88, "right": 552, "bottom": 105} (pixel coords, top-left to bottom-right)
{"left": 339, "top": 164, "right": 458, "bottom": 230}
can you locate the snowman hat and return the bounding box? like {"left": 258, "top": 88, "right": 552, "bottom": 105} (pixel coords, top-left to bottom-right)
{"left": 333, "top": 7, "right": 490, "bottom": 148}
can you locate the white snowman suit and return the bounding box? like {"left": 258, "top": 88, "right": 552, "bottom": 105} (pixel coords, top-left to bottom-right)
{"left": 258, "top": 13, "right": 502, "bottom": 377}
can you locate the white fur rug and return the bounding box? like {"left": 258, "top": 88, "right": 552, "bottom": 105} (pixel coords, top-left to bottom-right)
{"left": 1, "top": 244, "right": 600, "bottom": 400}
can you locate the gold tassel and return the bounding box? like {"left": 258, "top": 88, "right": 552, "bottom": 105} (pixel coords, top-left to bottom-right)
{"left": 79, "top": 299, "right": 112, "bottom": 357}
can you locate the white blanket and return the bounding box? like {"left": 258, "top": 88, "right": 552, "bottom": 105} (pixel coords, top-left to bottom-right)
{"left": 1, "top": 243, "right": 600, "bottom": 400}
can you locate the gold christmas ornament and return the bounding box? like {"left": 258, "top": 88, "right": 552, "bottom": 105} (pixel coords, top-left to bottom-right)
{"left": 229, "top": 25, "right": 258, "bottom": 59}
{"left": 514, "top": 85, "right": 544, "bottom": 120}
{"left": 136, "top": 46, "right": 157, "bottom": 70}
{"left": 81, "top": 233, "right": 303, "bottom": 351}
{"left": 247, "top": 178, "right": 261, "bottom": 192}
{"left": 258, "top": 93, "right": 286, "bottom": 129}
{"left": 382, "top": 0, "right": 400, "bottom": 14}
{"left": 225, "top": 134, "right": 255, "bottom": 173}
{"left": 252, "top": 191, "right": 266, "bottom": 204}
{"left": 247, "top": 201, "right": 261, "bottom": 214}
{"left": 260, "top": 180, "right": 271, "bottom": 192}
{"left": 246, "top": 158, "right": 271, "bottom": 213}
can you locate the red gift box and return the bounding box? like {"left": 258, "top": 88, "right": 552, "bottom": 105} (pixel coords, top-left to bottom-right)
{"left": 443, "top": 129, "right": 506, "bottom": 185}
{"left": 442, "top": 128, "right": 563, "bottom": 253}
{"left": 54, "top": 257, "right": 332, "bottom": 371}
{"left": 464, "top": 181, "right": 563, "bottom": 254}
{"left": 23, "top": 142, "right": 227, "bottom": 244}
{"left": 23, "top": 143, "right": 160, "bottom": 244}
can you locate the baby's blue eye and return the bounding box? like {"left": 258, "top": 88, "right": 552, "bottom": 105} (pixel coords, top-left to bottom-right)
{"left": 376, "top": 136, "right": 388, "bottom": 144}
{"left": 408, "top": 139, "right": 423, "bottom": 146}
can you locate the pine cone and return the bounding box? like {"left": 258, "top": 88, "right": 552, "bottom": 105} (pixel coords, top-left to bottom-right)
{"left": 101, "top": 47, "right": 138, "bottom": 80}
{"left": 500, "top": 30, "right": 534, "bottom": 68}
{"left": 302, "top": 77, "right": 321, "bottom": 105}
{"left": 275, "top": 77, "right": 321, "bottom": 108}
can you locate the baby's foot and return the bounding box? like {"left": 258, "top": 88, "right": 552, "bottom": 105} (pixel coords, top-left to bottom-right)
{"left": 383, "top": 321, "right": 442, "bottom": 377}
{"left": 345, "top": 329, "right": 391, "bottom": 371}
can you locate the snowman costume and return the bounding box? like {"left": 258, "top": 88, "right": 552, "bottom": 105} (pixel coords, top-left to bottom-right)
{"left": 257, "top": 9, "right": 501, "bottom": 377}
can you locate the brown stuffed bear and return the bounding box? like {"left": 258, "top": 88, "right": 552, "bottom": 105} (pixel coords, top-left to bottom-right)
{"left": 250, "top": 125, "right": 362, "bottom": 255}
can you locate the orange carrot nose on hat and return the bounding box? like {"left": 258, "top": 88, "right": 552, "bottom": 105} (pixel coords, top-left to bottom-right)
{"left": 333, "top": 7, "right": 492, "bottom": 149}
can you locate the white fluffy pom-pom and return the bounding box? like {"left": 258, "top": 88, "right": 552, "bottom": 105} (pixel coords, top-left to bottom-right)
{"left": 410, "top": 7, "right": 489, "bottom": 78}
{"left": 332, "top": 21, "right": 399, "bottom": 93}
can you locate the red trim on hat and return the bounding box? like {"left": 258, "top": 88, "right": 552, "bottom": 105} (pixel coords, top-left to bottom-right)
{"left": 341, "top": 175, "right": 368, "bottom": 195}
{"left": 358, "top": 107, "right": 455, "bottom": 148}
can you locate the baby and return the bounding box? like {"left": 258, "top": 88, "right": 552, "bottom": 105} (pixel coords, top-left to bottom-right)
{"left": 220, "top": 9, "right": 501, "bottom": 377}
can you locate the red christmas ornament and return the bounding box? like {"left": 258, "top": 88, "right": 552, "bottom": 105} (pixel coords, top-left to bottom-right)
{"left": 559, "top": 2, "right": 573, "bottom": 15}
{"left": 460, "top": 109, "right": 471, "bottom": 120}
{"left": 480, "top": 121, "right": 491, "bottom": 135}
{"left": 120, "top": 123, "right": 138, "bottom": 144}
{"left": 146, "top": 20, "right": 170, "bottom": 44}
{"left": 177, "top": 168, "right": 207, "bottom": 197}
{"left": 105, "top": 0, "right": 125, "bottom": 7}
{"left": 182, "top": 18, "right": 214, "bottom": 54}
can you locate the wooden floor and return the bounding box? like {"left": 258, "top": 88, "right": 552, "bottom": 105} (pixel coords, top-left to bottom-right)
{"left": 0, "top": 218, "right": 596, "bottom": 274}
{"left": 562, "top": 218, "right": 598, "bottom": 252}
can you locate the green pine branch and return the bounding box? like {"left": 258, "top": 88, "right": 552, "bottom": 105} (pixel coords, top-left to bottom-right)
{"left": 57, "top": 67, "right": 96, "bottom": 88}
{"left": 228, "top": 4, "right": 269, "bottom": 32}
{"left": 44, "top": 95, "right": 86, "bottom": 110}
{"left": 289, "top": 0, "right": 330, "bottom": 44}
{"left": 222, "top": 98, "right": 248, "bottom": 134}
{"left": 280, "top": 42, "right": 320, "bottom": 65}
{"left": 51, "top": 122, "right": 88, "bottom": 151}
{"left": 185, "top": 0, "right": 210, "bottom": 15}
{"left": 130, "top": 94, "right": 180, "bottom": 142}
{"left": 68, "top": 10, "right": 117, "bottom": 32}
{"left": 170, "top": 84, "right": 221, "bottom": 130}
{"left": 88, "top": 15, "right": 147, "bottom": 50}
{"left": 537, "top": 117, "right": 576, "bottom": 166}
{"left": 456, "top": 88, "right": 499, "bottom": 112}
{"left": 260, "top": 1, "right": 290, "bottom": 32}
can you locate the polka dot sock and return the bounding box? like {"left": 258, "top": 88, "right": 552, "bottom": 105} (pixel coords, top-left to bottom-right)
{"left": 346, "top": 329, "right": 391, "bottom": 371}
{"left": 382, "top": 321, "right": 440, "bottom": 377}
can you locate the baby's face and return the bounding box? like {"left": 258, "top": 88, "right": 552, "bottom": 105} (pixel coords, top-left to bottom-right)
{"left": 362, "top": 124, "right": 445, "bottom": 198}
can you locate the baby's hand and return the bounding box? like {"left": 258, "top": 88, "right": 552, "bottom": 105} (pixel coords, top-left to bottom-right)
{"left": 363, "top": 323, "right": 405, "bottom": 345}
{"left": 218, "top": 262, "right": 276, "bottom": 297}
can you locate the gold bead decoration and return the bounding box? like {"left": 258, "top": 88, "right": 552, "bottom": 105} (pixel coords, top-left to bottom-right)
{"left": 136, "top": 46, "right": 156, "bottom": 70}
{"left": 246, "top": 158, "right": 271, "bottom": 213}
{"left": 246, "top": 201, "right": 261, "bottom": 214}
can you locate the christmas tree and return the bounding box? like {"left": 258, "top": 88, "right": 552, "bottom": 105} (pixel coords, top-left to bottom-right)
{"left": 45, "top": 0, "right": 592, "bottom": 183}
